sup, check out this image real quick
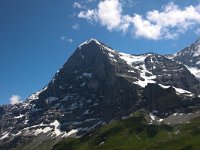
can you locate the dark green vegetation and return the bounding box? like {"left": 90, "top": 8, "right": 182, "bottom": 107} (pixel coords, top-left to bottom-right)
{"left": 53, "top": 112, "right": 200, "bottom": 150}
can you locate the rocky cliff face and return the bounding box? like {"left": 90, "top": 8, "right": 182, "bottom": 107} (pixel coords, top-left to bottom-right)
{"left": 173, "top": 39, "right": 200, "bottom": 79}
{"left": 174, "top": 39, "right": 200, "bottom": 68}
{"left": 1, "top": 38, "right": 200, "bottom": 149}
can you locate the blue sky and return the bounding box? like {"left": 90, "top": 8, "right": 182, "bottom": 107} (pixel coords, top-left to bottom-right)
{"left": 1, "top": 0, "right": 200, "bottom": 105}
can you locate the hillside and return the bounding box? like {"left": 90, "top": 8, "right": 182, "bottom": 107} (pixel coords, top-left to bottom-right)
{"left": 53, "top": 111, "right": 200, "bottom": 150}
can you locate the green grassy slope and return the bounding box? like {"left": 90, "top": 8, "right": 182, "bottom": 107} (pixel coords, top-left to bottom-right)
{"left": 53, "top": 112, "right": 200, "bottom": 150}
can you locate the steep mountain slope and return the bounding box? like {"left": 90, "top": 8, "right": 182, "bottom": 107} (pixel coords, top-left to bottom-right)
{"left": 173, "top": 39, "right": 200, "bottom": 79}
{"left": 174, "top": 39, "right": 200, "bottom": 68}
{"left": 1, "top": 38, "right": 200, "bottom": 149}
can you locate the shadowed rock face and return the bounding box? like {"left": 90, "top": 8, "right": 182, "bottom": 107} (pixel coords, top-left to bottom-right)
{"left": 144, "top": 84, "right": 181, "bottom": 112}
{"left": 145, "top": 54, "right": 200, "bottom": 94}
{"left": 174, "top": 39, "right": 200, "bottom": 68}
{"left": 30, "top": 40, "right": 142, "bottom": 126}
{"left": 172, "top": 39, "right": 200, "bottom": 92}
{"left": 1, "top": 38, "right": 200, "bottom": 150}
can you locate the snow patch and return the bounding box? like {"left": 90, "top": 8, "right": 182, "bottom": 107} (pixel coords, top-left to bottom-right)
{"left": 0, "top": 132, "right": 9, "bottom": 140}
{"left": 193, "top": 45, "right": 200, "bottom": 57}
{"left": 28, "top": 86, "right": 48, "bottom": 102}
{"left": 174, "top": 87, "right": 192, "bottom": 94}
{"left": 34, "top": 127, "right": 52, "bottom": 135}
{"left": 134, "top": 64, "right": 156, "bottom": 87}
{"left": 50, "top": 120, "right": 62, "bottom": 136}
{"left": 159, "top": 84, "right": 194, "bottom": 96}
{"left": 82, "top": 73, "right": 93, "bottom": 78}
{"left": 119, "top": 53, "right": 148, "bottom": 66}
{"left": 119, "top": 52, "right": 156, "bottom": 88}
{"left": 45, "top": 97, "right": 58, "bottom": 103}
{"left": 56, "top": 69, "right": 60, "bottom": 74}
{"left": 62, "top": 129, "right": 78, "bottom": 138}
{"left": 42, "top": 127, "right": 52, "bottom": 133}
{"left": 24, "top": 119, "right": 29, "bottom": 124}
{"left": 80, "top": 82, "right": 86, "bottom": 87}
{"left": 196, "top": 60, "right": 200, "bottom": 65}
{"left": 83, "top": 109, "right": 90, "bottom": 115}
{"left": 99, "top": 141, "right": 105, "bottom": 145}
{"left": 14, "top": 114, "right": 24, "bottom": 119}
{"left": 149, "top": 113, "right": 156, "bottom": 120}
{"left": 9, "top": 120, "right": 78, "bottom": 138}
{"left": 108, "top": 53, "right": 114, "bottom": 58}
{"left": 79, "top": 38, "right": 100, "bottom": 48}
{"left": 185, "top": 65, "right": 200, "bottom": 79}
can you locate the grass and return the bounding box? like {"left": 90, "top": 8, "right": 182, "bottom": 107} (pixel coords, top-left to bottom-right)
{"left": 53, "top": 112, "right": 200, "bottom": 150}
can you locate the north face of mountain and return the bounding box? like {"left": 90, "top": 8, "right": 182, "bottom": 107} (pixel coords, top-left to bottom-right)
{"left": 34, "top": 38, "right": 142, "bottom": 123}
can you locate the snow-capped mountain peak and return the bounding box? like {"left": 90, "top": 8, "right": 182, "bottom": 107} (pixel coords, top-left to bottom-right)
{"left": 79, "top": 38, "right": 101, "bottom": 48}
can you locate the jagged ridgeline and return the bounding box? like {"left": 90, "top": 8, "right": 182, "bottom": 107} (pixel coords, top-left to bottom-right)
{"left": 1, "top": 38, "right": 200, "bottom": 150}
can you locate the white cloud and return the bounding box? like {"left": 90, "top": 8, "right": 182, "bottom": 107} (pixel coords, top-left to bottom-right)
{"left": 73, "top": 2, "right": 85, "bottom": 9}
{"left": 77, "top": 1, "right": 200, "bottom": 40}
{"left": 72, "top": 23, "right": 80, "bottom": 30}
{"left": 78, "top": 9, "right": 97, "bottom": 22}
{"left": 78, "top": 0, "right": 122, "bottom": 30}
{"left": 131, "top": 2, "right": 200, "bottom": 39}
{"left": 97, "top": 0, "right": 122, "bottom": 30}
{"left": 131, "top": 14, "right": 161, "bottom": 40}
{"left": 142, "top": 2, "right": 200, "bottom": 39}
{"left": 10, "top": 95, "right": 21, "bottom": 105}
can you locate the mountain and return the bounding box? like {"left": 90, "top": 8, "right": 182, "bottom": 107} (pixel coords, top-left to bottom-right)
{"left": 1, "top": 38, "right": 200, "bottom": 150}
{"left": 173, "top": 39, "right": 200, "bottom": 79}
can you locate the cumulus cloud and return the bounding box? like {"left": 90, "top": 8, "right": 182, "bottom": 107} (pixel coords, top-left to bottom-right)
{"left": 78, "top": 0, "right": 122, "bottom": 30}
{"left": 140, "top": 2, "right": 200, "bottom": 39}
{"left": 131, "top": 14, "right": 162, "bottom": 40}
{"left": 78, "top": 9, "right": 97, "bottom": 22}
{"left": 97, "top": 0, "right": 122, "bottom": 30}
{"left": 10, "top": 95, "right": 21, "bottom": 105}
{"left": 77, "top": 1, "right": 200, "bottom": 40}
